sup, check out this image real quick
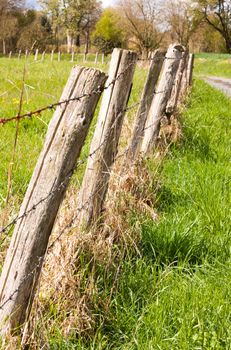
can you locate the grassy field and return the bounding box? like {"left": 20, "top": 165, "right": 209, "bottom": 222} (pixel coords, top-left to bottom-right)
{"left": 0, "top": 55, "right": 146, "bottom": 211}
{"left": 0, "top": 54, "right": 231, "bottom": 349}
{"left": 195, "top": 52, "right": 231, "bottom": 78}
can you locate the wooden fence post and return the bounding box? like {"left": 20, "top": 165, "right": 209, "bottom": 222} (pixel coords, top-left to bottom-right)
{"left": 78, "top": 48, "right": 137, "bottom": 229}
{"left": 141, "top": 43, "right": 184, "bottom": 155}
{"left": 95, "top": 52, "right": 98, "bottom": 64}
{"left": 41, "top": 51, "right": 45, "bottom": 62}
{"left": 71, "top": 50, "right": 74, "bottom": 62}
{"left": 84, "top": 53, "right": 88, "bottom": 62}
{"left": 8, "top": 51, "right": 12, "bottom": 59}
{"left": 25, "top": 49, "right": 28, "bottom": 59}
{"left": 18, "top": 50, "right": 21, "bottom": 59}
{"left": 0, "top": 67, "right": 107, "bottom": 335}
{"left": 178, "top": 52, "right": 191, "bottom": 104}
{"left": 34, "top": 49, "right": 39, "bottom": 61}
{"left": 58, "top": 51, "right": 61, "bottom": 62}
{"left": 128, "top": 49, "right": 165, "bottom": 160}
{"left": 187, "top": 53, "right": 194, "bottom": 87}
{"left": 166, "top": 48, "right": 188, "bottom": 116}
{"left": 51, "top": 50, "right": 54, "bottom": 62}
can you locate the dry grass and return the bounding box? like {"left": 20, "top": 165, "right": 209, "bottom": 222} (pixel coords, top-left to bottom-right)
{"left": 19, "top": 109, "right": 183, "bottom": 349}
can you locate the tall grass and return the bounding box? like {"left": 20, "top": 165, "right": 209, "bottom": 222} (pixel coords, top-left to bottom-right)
{"left": 0, "top": 56, "right": 231, "bottom": 349}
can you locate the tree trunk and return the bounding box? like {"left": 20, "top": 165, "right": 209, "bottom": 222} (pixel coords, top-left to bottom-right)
{"left": 76, "top": 34, "right": 80, "bottom": 47}
{"left": 225, "top": 36, "right": 231, "bottom": 53}
{"left": 2, "top": 39, "right": 6, "bottom": 55}
{"left": 85, "top": 29, "right": 90, "bottom": 55}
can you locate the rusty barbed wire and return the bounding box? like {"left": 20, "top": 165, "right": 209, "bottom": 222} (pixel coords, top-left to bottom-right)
{"left": 0, "top": 89, "right": 144, "bottom": 235}
{"left": 0, "top": 82, "right": 171, "bottom": 236}
{"left": 0, "top": 143, "right": 130, "bottom": 312}
{"left": 0, "top": 59, "right": 137, "bottom": 126}
{"left": 0, "top": 55, "right": 183, "bottom": 126}
{"left": 0, "top": 50, "right": 188, "bottom": 316}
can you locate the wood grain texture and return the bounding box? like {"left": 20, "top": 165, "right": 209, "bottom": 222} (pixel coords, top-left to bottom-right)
{"left": 166, "top": 48, "right": 188, "bottom": 115}
{"left": 0, "top": 66, "right": 107, "bottom": 334}
{"left": 128, "top": 49, "right": 165, "bottom": 160}
{"left": 78, "top": 48, "right": 137, "bottom": 229}
{"left": 141, "top": 44, "right": 184, "bottom": 155}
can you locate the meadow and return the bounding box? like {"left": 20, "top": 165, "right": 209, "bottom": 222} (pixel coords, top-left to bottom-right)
{"left": 0, "top": 53, "right": 230, "bottom": 349}
{"left": 195, "top": 52, "right": 231, "bottom": 78}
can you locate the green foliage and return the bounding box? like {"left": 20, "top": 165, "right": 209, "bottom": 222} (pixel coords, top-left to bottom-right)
{"left": 92, "top": 9, "right": 126, "bottom": 54}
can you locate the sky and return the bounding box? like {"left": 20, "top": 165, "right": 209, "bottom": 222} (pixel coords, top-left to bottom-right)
{"left": 102, "top": 0, "right": 116, "bottom": 7}
{"left": 26, "top": 0, "right": 116, "bottom": 10}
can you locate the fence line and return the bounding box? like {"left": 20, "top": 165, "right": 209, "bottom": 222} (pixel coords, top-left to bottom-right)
{"left": 0, "top": 143, "right": 130, "bottom": 314}
{"left": 0, "top": 44, "right": 194, "bottom": 337}
{"left": 0, "top": 56, "right": 183, "bottom": 126}
{"left": 0, "top": 93, "right": 147, "bottom": 237}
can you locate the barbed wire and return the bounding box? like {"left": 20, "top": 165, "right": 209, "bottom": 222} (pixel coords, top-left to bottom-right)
{"left": 0, "top": 55, "right": 184, "bottom": 126}
{"left": 0, "top": 77, "right": 171, "bottom": 236}
{"left": 0, "top": 59, "right": 136, "bottom": 126}
{"left": 0, "top": 86, "right": 144, "bottom": 236}
{"left": 0, "top": 139, "right": 130, "bottom": 312}
{"left": 0, "top": 50, "right": 188, "bottom": 319}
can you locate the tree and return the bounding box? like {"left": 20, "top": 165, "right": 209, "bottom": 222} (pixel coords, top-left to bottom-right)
{"left": 119, "top": 0, "right": 163, "bottom": 57}
{"left": 16, "top": 12, "right": 52, "bottom": 50}
{"left": 40, "top": 0, "right": 62, "bottom": 49}
{"left": 194, "top": 0, "right": 231, "bottom": 52}
{"left": 165, "top": 0, "right": 201, "bottom": 46}
{"left": 92, "top": 8, "right": 126, "bottom": 53}
{"left": 41, "top": 0, "right": 102, "bottom": 52}
{"left": 0, "top": 0, "right": 22, "bottom": 53}
{"left": 64, "top": 0, "right": 101, "bottom": 53}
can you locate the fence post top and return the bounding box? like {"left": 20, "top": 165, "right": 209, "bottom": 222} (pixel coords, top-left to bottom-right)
{"left": 168, "top": 43, "right": 185, "bottom": 53}
{"left": 165, "top": 44, "right": 184, "bottom": 59}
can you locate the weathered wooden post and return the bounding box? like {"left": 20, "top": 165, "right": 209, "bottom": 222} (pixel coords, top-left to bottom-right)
{"left": 25, "top": 49, "right": 29, "bottom": 59}
{"left": 58, "top": 51, "right": 61, "bottom": 62}
{"left": 50, "top": 49, "right": 54, "bottom": 62}
{"left": 141, "top": 43, "right": 184, "bottom": 155}
{"left": 34, "top": 48, "right": 39, "bottom": 61}
{"left": 18, "top": 50, "right": 21, "bottom": 59}
{"left": 8, "top": 51, "right": 12, "bottom": 59}
{"left": 187, "top": 53, "right": 194, "bottom": 87}
{"left": 71, "top": 50, "right": 74, "bottom": 62}
{"left": 84, "top": 53, "right": 88, "bottom": 62}
{"left": 128, "top": 49, "right": 165, "bottom": 160}
{"left": 41, "top": 51, "right": 45, "bottom": 62}
{"left": 102, "top": 53, "right": 105, "bottom": 64}
{"left": 0, "top": 66, "right": 107, "bottom": 335}
{"left": 95, "top": 52, "right": 98, "bottom": 64}
{"left": 78, "top": 48, "right": 137, "bottom": 229}
{"left": 178, "top": 51, "right": 191, "bottom": 103}
{"left": 166, "top": 48, "right": 188, "bottom": 116}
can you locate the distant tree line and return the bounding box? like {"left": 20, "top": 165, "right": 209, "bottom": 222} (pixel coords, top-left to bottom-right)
{"left": 0, "top": 0, "right": 231, "bottom": 55}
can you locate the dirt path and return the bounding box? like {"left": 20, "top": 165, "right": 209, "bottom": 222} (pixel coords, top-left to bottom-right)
{"left": 204, "top": 76, "right": 231, "bottom": 97}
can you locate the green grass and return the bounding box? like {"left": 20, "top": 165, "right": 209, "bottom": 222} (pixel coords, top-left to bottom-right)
{"left": 195, "top": 52, "right": 231, "bottom": 78}
{"left": 0, "top": 56, "right": 146, "bottom": 210}
{"left": 53, "top": 76, "right": 230, "bottom": 350}
{"left": 0, "top": 54, "right": 231, "bottom": 348}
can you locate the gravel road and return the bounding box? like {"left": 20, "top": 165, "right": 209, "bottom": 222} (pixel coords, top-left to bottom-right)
{"left": 204, "top": 76, "right": 231, "bottom": 97}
